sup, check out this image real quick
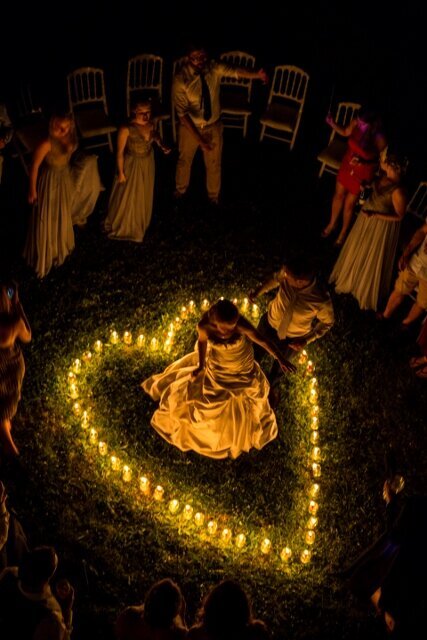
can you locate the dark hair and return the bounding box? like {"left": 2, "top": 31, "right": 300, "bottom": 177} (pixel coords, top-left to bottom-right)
{"left": 384, "top": 146, "right": 409, "bottom": 174}
{"left": 144, "top": 578, "right": 183, "bottom": 629}
{"left": 186, "top": 41, "right": 208, "bottom": 56}
{"left": 283, "top": 256, "right": 316, "bottom": 280}
{"left": 200, "top": 580, "right": 252, "bottom": 637}
{"left": 209, "top": 299, "right": 239, "bottom": 324}
{"left": 19, "top": 546, "right": 57, "bottom": 587}
{"left": 357, "top": 106, "right": 381, "bottom": 127}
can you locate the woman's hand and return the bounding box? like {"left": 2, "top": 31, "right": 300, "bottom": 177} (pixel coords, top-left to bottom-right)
{"left": 28, "top": 190, "right": 37, "bottom": 205}
{"left": 117, "top": 172, "right": 126, "bottom": 184}
{"left": 191, "top": 365, "right": 205, "bottom": 378}
{"left": 325, "top": 113, "right": 334, "bottom": 127}
{"left": 278, "top": 357, "right": 297, "bottom": 374}
{"left": 162, "top": 145, "right": 172, "bottom": 155}
{"left": 398, "top": 252, "right": 409, "bottom": 271}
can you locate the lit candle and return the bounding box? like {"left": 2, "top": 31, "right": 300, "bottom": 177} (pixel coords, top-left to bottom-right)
{"left": 309, "top": 388, "right": 318, "bottom": 404}
{"left": 309, "top": 483, "right": 320, "bottom": 499}
{"left": 232, "top": 298, "right": 238, "bottom": 305}
{"left": 300, "top": 549, "right": 312, "bottom": 564}
{"left": 110, "top": 330, "right": 119, "bottom": 344}
{"left": 73, "top": 359, "right": 82, "bottom": 374}
{"left": 311, "top": 405, "right": 319, "bottom": 417}
{"left": 153, "top": 485, "right": 164, "bottom": 501}
{"left": 308, "top": 500, "right": 319, "bottom": 515}
{"left": 122, "top": 466, "right": 132, "bottom": 482}
{"left": 139, "top": 476, "right": 150, "bottom": 495}
{"left": 298, "top": 349, "right": 308, "bottom": 365}
{"left": 174, "top": 316, "right": 180, "bottom": 324}
{"left": 69, "top": 383, "right": 79, "bottom": 399}
{"left": 306, "top": 360, "right": 314, "bottom": 374}
{"left": 137, "top": 334, "right": 145, "bottom": 347}
{"left": 94, "top": 340, "right": 103, "bottom": 353}
{"left": 194, "top": 512, "right": 205, "bottom": 527}
{"left": 82, "top": 351, "right": 92, "bottom": 362}
{"left": 181, "top": 306, "right": 187, "bottom": 318}
{"left": 310, "top": 377, "right": 318, "bottom": 387}
{"left": 312, "top": 447, "right": 321, "bottom": 461}
{"left": 72, "top": 402, "right": 81, "bottom": 416}
{"left": 251, "top": 303, "right": 259, "bottom": 318}
{"left": 280, "top": 547, "right": 292, "bottom": 562}
{"left": 81, "top": 410, "right": 89, "bottom": 428}
{"left": 312, "top": 463, "right": 321, "bottom": 477}
{"left": 305, "top": 530, "right": 316, "bottom": 545}
{"left": 221, "top": 528, "right": 232, "bottom": 544}
{"left": 307, "top": 516, "right": 318, "bottom": 529}
{"left": 89, "top": 428, "right": 98, "bottom": 444}
{"left": 98, "top": 441, "right": 108, "bottom": 456}
{"left": 242, "top": 297, "right": 249, "bottom": 311}
{"left": 260, "top": 538, "right": 272, "bottom": 555}
{"left": 150, "top": 338, "right": 158, "bottom": 351}
{"left": 189, "top": 300, "right": 195, "bottom": 312}
{"left": 311, "top": 416, "right": 319, "bottom": 429}
{"left": 123, "top": 331, "right": 132, "bottom": 345}
{"left": 207, "top": 520, "right": 218, "bottom": 535}
{"left": 310, "top": 431, "right": 319, "bottom": 445}
{"left": 169, "top": 322, "right": 175, "bottom": 332}
{"left": 164, "top": 338, "right": 172, "bottom": 351}
{"left": 169, "top": 499, "right": 180, "bottom": 514}
{"left": 235, "top": 533, "right": 246, "bottom": 549}
{"left": 110, "top": 455, "right": 120, "bottom": 471}
{"left": 201, "top": 299, "right": 210, "bottom": 310}
{"left": 183, "top": 504, "right": 193, "bottom": 520}
{"left": 68, "top": 371, "right": 76, "bottom": 384}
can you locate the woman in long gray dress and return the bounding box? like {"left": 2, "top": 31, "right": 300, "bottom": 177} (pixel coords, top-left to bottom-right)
{"left": 329, "top": 148, "right": 408, "bottom": 311}
{"left": 105, "top": 100, "right": 170, "bottom": 242}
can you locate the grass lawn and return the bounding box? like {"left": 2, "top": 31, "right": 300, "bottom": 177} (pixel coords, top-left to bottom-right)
{"left": 1, "top": 139, "right": 426, "bottom": 639}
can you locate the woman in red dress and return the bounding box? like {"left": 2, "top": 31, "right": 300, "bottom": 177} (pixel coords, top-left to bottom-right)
{"left": 322, "top": 108, "right": 387, "bottom": 245}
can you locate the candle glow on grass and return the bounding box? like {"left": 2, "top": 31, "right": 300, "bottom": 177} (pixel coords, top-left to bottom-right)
{"left": 63, "top": 298, "right": 326, "bottom": 568}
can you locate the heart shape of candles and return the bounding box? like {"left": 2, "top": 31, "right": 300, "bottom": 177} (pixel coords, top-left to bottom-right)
{"left": 64, "top": 297, "right": 323, "bottom": 568}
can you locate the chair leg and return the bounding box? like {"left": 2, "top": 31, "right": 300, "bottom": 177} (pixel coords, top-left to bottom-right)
{"left": 260, "top": 124, "right": 266, "bottom": 142}
{"left": 318, "top": 163, "right": 325, "bottom": 178}
{"left": 243, "top": 116, "right": 248, "bottom": 138}
{"left": 107, "top": 133, "right": 113, "bottom": 153}
{"left": 158, "top": 121, "right": 164, "bottom": 139}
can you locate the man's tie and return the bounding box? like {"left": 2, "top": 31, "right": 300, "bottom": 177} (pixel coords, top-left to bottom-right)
{"left": 200, "top": 72, "right": 212, "bottom": 122}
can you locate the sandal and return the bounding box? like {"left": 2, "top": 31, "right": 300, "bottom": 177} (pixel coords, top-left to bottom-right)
{"left": 415, "top": 364, "right": 427, "bottom": 378}
{"left": 409, "top": 355, "right": 427, "bottom": 368}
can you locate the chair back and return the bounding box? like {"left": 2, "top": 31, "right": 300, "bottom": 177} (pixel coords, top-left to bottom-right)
{"left": 67, "top": 67, "right": 109, "bottom": 113}
{"left": 408, "top": 182, "right": 427, "bottom": 221}
{"left": 268, "top": 65, "right": 309, "bottom": 106}
{"left": 127, "top": 54, "right": 164, "bottom": 116}
{"left": 171, "top": 56, "right": 188, "bottom": 142}
{"left": 220, "top": 51, "right": 256, "bottom": 100}
{"left": 328, "top": 101, "right": 361, "bottom": 144}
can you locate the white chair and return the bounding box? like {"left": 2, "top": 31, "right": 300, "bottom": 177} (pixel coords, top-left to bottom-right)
{"left": 317, "top": 101, "right": 361, "bottom": 178}
{"left": 126, "top": 54, "right": 170, "bottom": 137}
{"left": 67, "top": 67, "right": 116, "bottom": 152}
{"left": 171, "top": 56, "right": 187, "bottom": 143}
{"left": 407, "top": 182, "right": 427, "bottom": 221}
{"left": 219, "top": 50, "right": 256, "bottom": 138}
{"left": 259, "top": 65, "right": 309, "bottom": 149}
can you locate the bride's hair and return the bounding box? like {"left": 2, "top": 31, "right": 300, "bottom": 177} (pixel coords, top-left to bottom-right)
{"left": 210, "top": 299, "right": 239, "bottom": 324}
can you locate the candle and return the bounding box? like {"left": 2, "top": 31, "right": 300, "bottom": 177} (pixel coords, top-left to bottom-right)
{"left": 307, "top": 516, "right": 318, "bottom": 529}
{"left": 260, "top": 538, "right": 272, "bottom": 555}
{"left": 310, "top": 431, "right": 319, "bottom": 445}
{"left": 194, "top": 512, "right": 205, "bottom": 527}
{"left": 68, "top": 371, "right": 76, "bottom": 384}
{"left": 312, "top": 463, "right": 321, "bottom": 478}
{"left": 139, "top": 476, "right": 150, "bottom": 495}
{"left": 150, "top": 338, "right": 158, "bottom": 351}
{"left": 81, "top": 410, "right": 89, "bottom": 429}
{"left": 122, "top": 466, "right": 132, "bottom": 482}
{"left": 311, "top": 416, "right": 319, "bottom": 430}
{"left": 183, "top": 504, "right": 193, "bottom": 520}
{"left": 181, "top": 306, "right": 187, "bottom": 318}
{"left": 201, "top": 299, "right": 210, "bottom": 310}
{"left": 82, "top": 351, "right": 92, "bottom": 362}
{"left": 137, "top": 334, "right": 145, "bottom": 347}
{"left": 207, "top": 520, "right": 218, "bottom": 535}
{"left": 69, "top": 384, "right": 79, "bottom": 399}
{"left": 72, "top": 359, "right": 81, "bottom": 374}
{"left": 311, "top": 405, "right": 319, "bottom": 417}
{"left": 235, "top": 533, "right": 246, "bottom": 549}
{"left": 306, "top": 360, "right": 314, "bottom": 374}
{"left": 312, "top": 447, "right": 321, "bottom": 461}
{"left": 232, "top": 298, "right": 238, "bottom": 305}
{"left": 280, "top": 547, "right": 292, "bottom": 562}
{"left": 110, "top": 331, "right": 119, "bottom": 344}
{"left": 72, "top": 402, "right": 81, "bottom": 416}
{"left": 98, "top": 441, "right": 108, "bottom": 456}
{"left": 153, "top": 485, "right": 164, "bottom": 501}
{"left": 300, "top": 549, "right": 312, "bottom": 564}
{"left": 309, "top": 388, "right": 318, "bottom": 404}
{"left": 169, "top": 499, "right": 180, "bottom": 514}
{"left": 89, "top": 428, "right": 98, "bottom": 444}
{"left": 310, "top": 377, "right": 318, "bottom": 387}
{"left": 94, "top": 340, "right": 103, "bottom": 353}
{"left": 308, "top": 500, "right": 319, "bottom": 515}
{"left": 251, "top": 303, "right": 259, "bottom": 318}
{"left": 110, "top": 455, "right": 121, "bottom": 471}
{"left": 305, "top": 530, "right": 316, "bottom": 545}
{"left": 221, "top": 528, "right": 232, "bottom": 544}
{"left": 189, "top": 300, "right": 195, "bottom": 312}
{"left": 123, "top": 331, "right": 132, "bottom": 345}
{"left": 309, "top": 483, "right": 320, "bottom": 499}
{"left": 242, "top": 297, "right": 249, "bottom": 311}
{"left": 298, "top": 349, "right": 308, "bottom": 365}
